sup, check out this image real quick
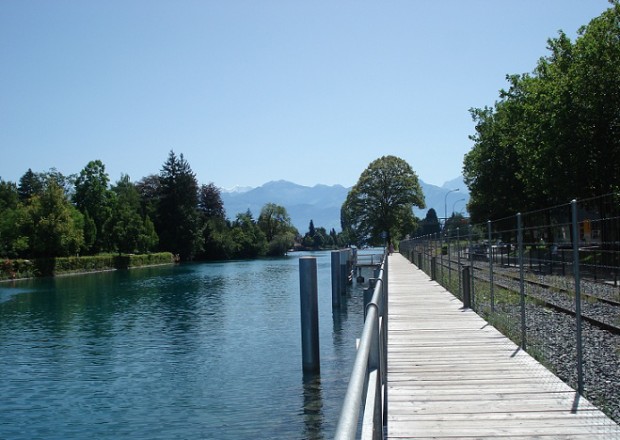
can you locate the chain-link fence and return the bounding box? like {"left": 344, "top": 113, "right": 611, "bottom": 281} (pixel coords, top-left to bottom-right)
{"left": 400, "top": 193, "right": 620, "bottom": 424}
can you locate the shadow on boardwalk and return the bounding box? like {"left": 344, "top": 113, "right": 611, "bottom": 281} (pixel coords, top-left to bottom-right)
{"left": 387, "top": 253, "right": 620, "bottom": 439}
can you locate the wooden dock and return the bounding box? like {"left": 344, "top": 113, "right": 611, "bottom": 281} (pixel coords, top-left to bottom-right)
{"left": 387, "top": 253, "right": 620, "bottom": 439}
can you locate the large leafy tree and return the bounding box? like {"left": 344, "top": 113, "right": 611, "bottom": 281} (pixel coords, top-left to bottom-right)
{"left": 341, "top": 155, "right": 425, "bottom": 246}
{"left": 156, "top": 151, "right": 201, "bottom": 260}
{"left": 198, "top": 183, "right": 225, "bottom": 220}
{"left": 257, "top": 203, "right": 297, "bottom": 256}
{"left": 464, "top": 2, "right": 620, "bottom": 222}
{"left": 26, "top": 179, "right": 84, "bottom": 258}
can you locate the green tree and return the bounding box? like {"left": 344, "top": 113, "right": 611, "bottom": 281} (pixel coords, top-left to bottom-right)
{"left": 110, "top": 175, "right": 147, "bottom": 254}
{"left": 138, "top": 216, "right": 159, "bottom": 254}
{"left": 82, "top": 210, "right": 97, "bottom": 253}
{"left": 230, "top": 210, "right": 266, "bottom": 258}
{"left": 341, "top": 155, "right": 425, "bottom": 246}
{"left": 308, "top": 220, "right": 316, "bottom": 238}
{"left": 0, "top": 179, "right": 29, "bottom": 257}
{"left": 17, "top": 169, "right": 43, "bottom": 201}
{"left": 444, "top": 212, "right": 468, "bottom": 236}
{"left": 257, "top": 203, "right": 292, "bottom": 242}
{"left": 73, "top": 160, "right": 113, "bottom": 253}
{"left": 201, "top": 217, "right": 235, "bottom": 260}
{"left": 419, "top": 208, "right": 441, "bottom": 236}
{"left": 136, "top": 174, "right": 161, "bottom": 220}
{"left": 257, "top": 203, "right": 296, "bottom": 256}
{"left": 198, "top": 183, "right": 225, "bottom": 219}
{"left": 313, "top": 226, "right": 328, "bottom": 248}
{"left": 156, "top": 151, "right": 201, "bottom": 260}
{"left": 197, "top": 183, "right": 231, "bottom": 260}
{"left": 27, "top": 180, "right": 84, "bottom": 257}
{"left": 464, "top": 3, "right": 620, "bottom": 223}
{"left": 0, "top": 179, "right": 18, "bottom": 211}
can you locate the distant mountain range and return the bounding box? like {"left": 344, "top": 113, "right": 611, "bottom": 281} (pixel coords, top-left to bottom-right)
{"left": 221, "top": 177, "right": 469, "bottom": 233}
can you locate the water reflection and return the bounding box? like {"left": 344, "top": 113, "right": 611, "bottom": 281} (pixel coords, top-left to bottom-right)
{"left": 302, "top": 373, "right": 325, "bottom": 440}
{"left": 0, "top": 254, "right": 367, "bottom": 439}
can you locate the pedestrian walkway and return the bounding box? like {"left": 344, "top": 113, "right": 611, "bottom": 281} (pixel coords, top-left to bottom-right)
{"left": 387, "top": 253, "right": 620, "bottom": 439}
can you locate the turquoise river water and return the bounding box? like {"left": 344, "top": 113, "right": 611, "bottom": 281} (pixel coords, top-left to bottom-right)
{"left": 0, "top": 251, "right": 369, "bottom": 439}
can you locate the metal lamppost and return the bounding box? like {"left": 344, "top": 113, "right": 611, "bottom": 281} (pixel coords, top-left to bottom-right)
{"left": 444, "top": 188, "right": 459, "bottom": 230}
{"left": 452, "top": 198, "right": 465, "bottom": 216}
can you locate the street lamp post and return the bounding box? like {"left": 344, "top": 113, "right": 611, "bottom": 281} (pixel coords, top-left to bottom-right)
{"left": 452, "top": 198, "right": 465, "bottom": 216}
{"left": 444, "top": 188, "right": 460, "bottom": 230}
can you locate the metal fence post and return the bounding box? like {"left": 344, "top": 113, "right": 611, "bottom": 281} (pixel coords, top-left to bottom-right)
{"left": 440, "top": 232, "right": 444, "bottom": 285}
{"left": 299, "top": 257, "right": 320, "bottom": 373}
{"left": 488, "top": 220, "right": 495, "bottom": 313}
{"left": 468, "top": 224, "right": 474, "bottom": 309}
{"left": 462, "top": 266, "right": 471, "bottom": 308}
{"left": 447, "top": 232, "right": 452, "bottom": 286}
{"left": 517, "top": 213, "right": 526, "bottom": 350}
{"left": 457, "top": 227, "right": 461, "bottom": 299}
{"left": 431, "top": 256, "right": 437, "bottom": 281}
{"left": 571, "top": 200, "right": 584, "bottom": 395}
{"left": 456, "top": 227, "right": 460, "bottom": 263}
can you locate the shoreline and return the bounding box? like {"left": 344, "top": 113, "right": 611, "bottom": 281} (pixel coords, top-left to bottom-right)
{"left": 0, "top": 262, "right": 176, "bottom": 284}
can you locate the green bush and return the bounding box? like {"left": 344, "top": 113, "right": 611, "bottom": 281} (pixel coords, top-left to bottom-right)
{"left": 0, "top": 253, "right": 174, "bottom": 280}
{"left": 0, "top": 259, "right": 36, "bottom": 280}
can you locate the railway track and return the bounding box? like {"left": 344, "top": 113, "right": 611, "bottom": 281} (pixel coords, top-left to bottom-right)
{"left": 434, "top": 255, "right": 620, "bottom": 335}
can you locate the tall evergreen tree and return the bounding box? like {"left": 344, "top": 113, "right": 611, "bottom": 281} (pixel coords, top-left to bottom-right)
{"left": 420, "top": 208, "right": 441, "bottom": 236}
{"left": 156, "top": 151, "right": 201, "bottom": 260}
{"left": 17, "top": 169, "right": 43, "bottom": 201}
{"left": 73, "top": 160, "right": 113, "bottom": 253}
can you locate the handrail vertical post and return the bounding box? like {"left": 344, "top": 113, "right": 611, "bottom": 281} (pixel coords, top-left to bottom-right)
{"left": 382, "top": 253, "right": 388, "bottom": 431}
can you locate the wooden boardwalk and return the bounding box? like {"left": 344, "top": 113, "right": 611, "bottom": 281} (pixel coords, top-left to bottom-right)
{"left": 386, "top": 253, "right": 620, "bottom": 439}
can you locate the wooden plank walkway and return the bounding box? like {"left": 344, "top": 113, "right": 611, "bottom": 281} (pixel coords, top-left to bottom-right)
{"left": 387, "top": 253, "right": 620, "bottom": 439}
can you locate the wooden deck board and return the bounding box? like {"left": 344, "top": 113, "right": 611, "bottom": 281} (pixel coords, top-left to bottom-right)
{"left": 386, "top": 253, "right": 620, "bottom": 439}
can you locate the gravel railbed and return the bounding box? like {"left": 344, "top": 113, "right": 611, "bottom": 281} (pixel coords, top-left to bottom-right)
{"left": 520, "top": 304, "right": 620, "bottom": 424}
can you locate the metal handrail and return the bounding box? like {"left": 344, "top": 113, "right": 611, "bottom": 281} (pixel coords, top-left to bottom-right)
{"left": 334, "top": 252, "right": 388, "bottom": 440}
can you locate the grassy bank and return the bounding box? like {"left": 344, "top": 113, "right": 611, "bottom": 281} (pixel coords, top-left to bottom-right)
{"left": 0, "top": 253, "right": 175, "bottom": 280}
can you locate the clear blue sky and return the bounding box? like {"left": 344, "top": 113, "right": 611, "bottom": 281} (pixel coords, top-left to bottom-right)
{"left": 0, "top": 0, "right": 611, "bottom": 190}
